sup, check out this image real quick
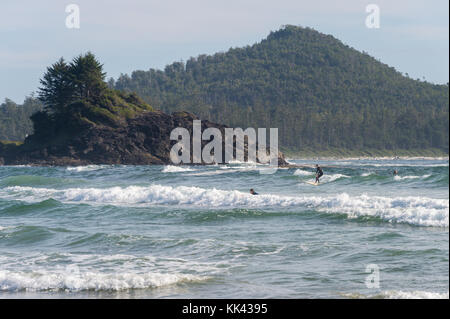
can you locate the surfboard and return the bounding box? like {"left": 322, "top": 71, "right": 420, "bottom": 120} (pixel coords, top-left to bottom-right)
{"left": 305, "top": 181, "right": 319, "bottom": 186}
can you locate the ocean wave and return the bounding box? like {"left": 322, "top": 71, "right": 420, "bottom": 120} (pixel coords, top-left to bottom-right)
{"left": 294, "top": 169, "right": 314, "bottom": 176}
{"left": 186, "top": 164, "right": 278, "bottom": 176}
{"left": 293, "top": 157, "right": 449, "bottom": 161}
{"left": 294, "top": 170, "right": 349, "bottom": 182}
{"left": 162, "top": 165, "right": 194, "bottom": 173}
{"left": 394, "top": 174, "right": 431, "bottom": 181}
{"left": 383, "top": 291, "right": 449, "bottom": 299}
{"left": 227, "top": 160, "right": 260, "bottom": 165}
{"left": 0, "top": 270, "right": 206, "bottom": 292}
{"left": 186, "top": 169, "right": 240, "bottom": 176}
{"left": 3, "top": 185, "right": 448, "bottom": 227}
{"left": 322, "top": 174, "right": 350, "bottom": 182}
{"left": 361, "top": 172, "right": 374, "bottom": 177}
{"left": 0, "top": 175, "right": 79, "bottom": 188}
{"left": 66, "top": 165, "right": 111, "bottom": 172}
{"left": 347, "top": 163, "right": 448, "bottom": 167}
{"left": 380, "top": 290, "right": 449, "bottom": 299}
{"left": 342, "top": 290, "right": 449, "bottom": 299}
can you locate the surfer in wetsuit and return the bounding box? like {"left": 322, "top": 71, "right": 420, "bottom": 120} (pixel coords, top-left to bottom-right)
{"left": 250, "top": 189, "right": 258, "bottom": 195}
{"left": 393, "top": 170, "right": 399, "bottom": 176}
{"left": 315, "top": 164, "right": 323, "bottom": 184}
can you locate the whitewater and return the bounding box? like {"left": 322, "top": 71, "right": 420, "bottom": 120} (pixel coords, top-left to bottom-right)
{"left": 0, "top": 158, "right": 448, "bottom": 298}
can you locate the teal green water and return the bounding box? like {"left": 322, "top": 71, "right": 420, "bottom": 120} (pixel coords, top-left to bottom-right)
{"left": 0, "top": 159, "right": 448, "bottom": 298}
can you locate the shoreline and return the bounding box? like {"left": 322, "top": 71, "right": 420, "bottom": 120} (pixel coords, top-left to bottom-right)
{"left": 286, "top": 156, "right": 449, "bottom": 161}
{"left": 281, "top": 148, "right": 449, "bottom": 160}
{"left": 0, "top": 157, "right": 448, "bottom": 168}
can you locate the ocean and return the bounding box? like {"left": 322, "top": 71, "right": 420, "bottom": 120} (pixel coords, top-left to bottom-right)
{"left": 0, "top": 158, "right": 448, "bottom": 299}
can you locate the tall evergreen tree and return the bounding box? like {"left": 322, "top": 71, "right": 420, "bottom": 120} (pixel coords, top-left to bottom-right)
{"left": 38, "top": 58, "right": 73, "bottom": 114}
{"left": 38, "top": 53, "right": 107, "bottom": 114}
{"left": 69, "top": 52, "right": 107, "bottom": 99}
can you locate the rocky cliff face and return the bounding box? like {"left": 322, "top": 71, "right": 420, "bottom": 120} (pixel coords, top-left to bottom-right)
{"left": 0, "top": 111, "right": 287, "bottom": 167}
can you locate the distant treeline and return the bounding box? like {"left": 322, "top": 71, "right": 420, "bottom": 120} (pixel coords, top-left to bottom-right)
{"left": 0, "top": 97, "right": 43, "bottom": 141}
{"left": 112, "top": 25, "right": 449, "bottom": 152}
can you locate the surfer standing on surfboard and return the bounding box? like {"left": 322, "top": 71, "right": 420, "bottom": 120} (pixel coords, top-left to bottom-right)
{"left": 315, "top": 164, "right": 324, "bottom": 184}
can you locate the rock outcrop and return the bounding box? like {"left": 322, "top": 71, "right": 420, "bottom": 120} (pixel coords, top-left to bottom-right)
{"left": 0, "top": 111, "right": 288, "bottom": 167}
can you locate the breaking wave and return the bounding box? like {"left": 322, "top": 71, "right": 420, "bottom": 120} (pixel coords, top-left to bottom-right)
{"left": 162, "top": 165, "right": 195, "bottom": 173}
{"left": 342, "top": 290, "right": 449, "bottom": 299}
{"left": 3, "top": 185, "right": 448, "bottom": 227}
{"left": 294, "top": 169, "right": 314, "bottom": 176}
{"left": 0, "top": 270, "right": 206, "bottom": 292}
{"left": 66, "top": 165, "right": 111, "bottom": 172}
{"left": 394, "top": 174, "right": 431, "bottom": 181}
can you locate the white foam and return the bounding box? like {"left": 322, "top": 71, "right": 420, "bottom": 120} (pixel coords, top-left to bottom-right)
{"left": 381, "top": 290, "right": 449, "bottom": 299}
{"left": 186, "top": 163, "right": 277, "bottom": 176}
{"left": 227, "top": 160, "right": 260, "bottom": 165}
{"left": 321, "top": 174, "right": 350, "bottom": 182}
{"left": 3, "top": 185, "right": 448, "bottom": 227}
{"left": 294, "top": 170, "right": 349, "bottom": 182}
{"left": 0, "top": 270, "right": 206, "bottom": 292}
{"left": 66, "top": 165, "right": 110, "bottom": 172}
{"left": 343, "top": 290, "right": 449, "bottom": 299}
{"left": 186, "top": 169, "right": 239, "bottom": 176}
{"left": 394, "top": 174, "right": 431, "bottom": 181}
{"left": 292, "top": 157, "right": 449, "bottom": 161}
{"left": 294, "top": 169, "right": 313, "bottom": 176}
{"left": 291, "top": 160, "right": 448, "bottom": 168}
{"left": 361, "top": 172, "right": 374, "bottom": 177}
{"left": 162, "top": 165, "right": 194, "bottom": 173}
{"left": 350, "top": 163, "right": 448, "bottom": 167}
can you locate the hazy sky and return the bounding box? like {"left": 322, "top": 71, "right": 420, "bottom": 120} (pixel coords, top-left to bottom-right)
{"left": 1, "top": 0, "right": 448, "bottom": 103}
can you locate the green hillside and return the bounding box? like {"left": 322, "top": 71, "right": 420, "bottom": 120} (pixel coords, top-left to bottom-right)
{"left": 113, "top": 25, "right": 449, "bottom": 154}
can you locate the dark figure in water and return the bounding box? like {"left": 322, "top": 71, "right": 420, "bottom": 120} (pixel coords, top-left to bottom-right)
{"left": 315, "top": 164, "right": 324, "bottom": 184}
{"left": 393, "top": 170, "right": 399, "bottom": 176}
{"left": 250, "top": 189, "right": 258, "bottom": 195}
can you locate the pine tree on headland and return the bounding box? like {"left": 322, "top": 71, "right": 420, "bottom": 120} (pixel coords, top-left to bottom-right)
{"left": 28, "top": 52, "right": 152, "bottom": 144}
{"left": 69, "top": 52, "right": 107, "bottom": 100}
{"left": 38, "top": 57, "right": 73, "bottom": 114}
{"left": 38, "top": 52, "right": 107, "bottom": 114}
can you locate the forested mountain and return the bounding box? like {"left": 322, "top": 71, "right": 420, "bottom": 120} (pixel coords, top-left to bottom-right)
{"left": 112, "top": 25, "right": 449, "bottom": 153}
{"left": 1, "top": 53, "right": 288, "bottom": 166}
{"left": 0, "top": 97, "right": 43, "bottom": 141}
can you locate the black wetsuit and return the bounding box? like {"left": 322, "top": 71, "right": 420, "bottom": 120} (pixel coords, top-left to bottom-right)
{"left": 315, "top": 167, "right": 323, "bottom": 182}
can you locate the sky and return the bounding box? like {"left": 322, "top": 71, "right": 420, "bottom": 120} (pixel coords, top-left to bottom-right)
{"left": 1, "top": 0, "right": 448, "bottom": 103}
